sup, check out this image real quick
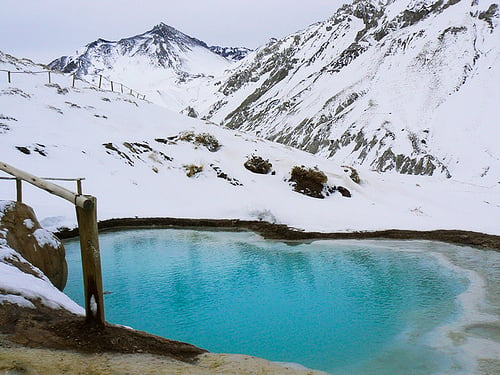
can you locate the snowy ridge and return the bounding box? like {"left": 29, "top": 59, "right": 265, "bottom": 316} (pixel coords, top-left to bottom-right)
{"left": 1, "top": 50, "right": 499, "bottom": 235}
{"left": 195, "top": 0, "right": 499, "bottom": 183}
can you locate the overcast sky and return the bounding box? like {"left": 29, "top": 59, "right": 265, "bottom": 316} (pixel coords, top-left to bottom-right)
{"left": 1, "top": 0, "right": 347, "bottom": 63}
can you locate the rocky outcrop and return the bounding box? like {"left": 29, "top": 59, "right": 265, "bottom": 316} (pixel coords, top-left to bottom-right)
{"left": 0, "top": 201, "right": 68, "bottom": 290}
{"left": 288, "top": 166, "right": 333, "bottom": 199}
{"left": 244, "top": 155, "right": 273, "bottom": 174}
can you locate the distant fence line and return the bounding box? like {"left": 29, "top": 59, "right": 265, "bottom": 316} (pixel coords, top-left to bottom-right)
{"left": 0, "top": 68, "right": 146, "bottom": 100}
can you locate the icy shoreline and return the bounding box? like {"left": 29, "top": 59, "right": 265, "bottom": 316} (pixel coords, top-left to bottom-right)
{"left": 55, "top": 217, "right": 500, "bottom": 250}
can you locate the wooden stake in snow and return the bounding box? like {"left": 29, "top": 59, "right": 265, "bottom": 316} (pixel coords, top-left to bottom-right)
{"left": 76, "top": 196, "right": 105, "bottom": 326}
{"left": 0, "top": 161, "right": 105, "bottom": 327}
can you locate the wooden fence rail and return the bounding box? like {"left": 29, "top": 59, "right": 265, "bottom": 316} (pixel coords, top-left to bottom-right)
{"left": 0, "top": 176, "right": 85, "bottom": 198}
{"left": 0, "top": 69, "right": 146, "bottom": 100}
{"left": 0, "top": 161, "right": 105, "bottom": 327}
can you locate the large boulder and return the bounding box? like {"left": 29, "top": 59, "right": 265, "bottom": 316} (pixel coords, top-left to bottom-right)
{"left": 244, "top": 155, "right": 273, "bottom": 174}
{"left": 0, "top": 201, "right": 68, "bottom": 290}
{"left": 288, "top": 166, "right": 332, "bottom": 199}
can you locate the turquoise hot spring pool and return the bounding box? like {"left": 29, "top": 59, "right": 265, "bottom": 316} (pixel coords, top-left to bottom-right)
{"left": 63, "top": 228, "right": 500, "bottom": 374}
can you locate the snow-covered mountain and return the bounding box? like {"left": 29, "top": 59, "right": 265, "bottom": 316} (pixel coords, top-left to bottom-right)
{"left": 48, "top": 1, "right": 499, "bottom": 184}
{"left": 196, "top": 0, "right": 499, "bottom": 183}
{"left": 2, "top": 50, "right": 498, "bottom": 235}
{"left": 48, "top": 23, "right": 241, "bottom": 109}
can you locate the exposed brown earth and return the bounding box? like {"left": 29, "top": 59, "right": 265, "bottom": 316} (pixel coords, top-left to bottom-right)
{"left": 0, "top": 301, "right": 322, "bottom": 374}
{"left": 0, "top": 301, "right": 205, "bottom": 361}
{"left": 57, "top": 217, "right": 500, "bottom": 250}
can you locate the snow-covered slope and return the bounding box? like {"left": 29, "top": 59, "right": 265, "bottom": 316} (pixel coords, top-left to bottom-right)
{"left": 47, "top": 1, "right": 499, "bottom": 184}
{"left": 196, "top": 0, "right": 499, "bottom": 183}
{"left": 1, "top": 50, "right": 498, "bottom": 235}
{"left": 48, "top": 23, "right": 237, "bottom": 110}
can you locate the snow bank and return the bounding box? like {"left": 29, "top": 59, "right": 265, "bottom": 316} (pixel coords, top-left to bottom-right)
{"left": 0, "top": 258, "right": 83, "bottom": 314}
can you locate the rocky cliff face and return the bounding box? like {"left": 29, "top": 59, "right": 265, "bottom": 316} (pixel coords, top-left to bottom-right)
{"left": 197, "top": 0, "right": 499, "bottom": 182}
{"left": 209, "top": 46, "right": 252, "bottom": 61}
{"left": 0, "top": 201, "right": 67, "bottom": 290}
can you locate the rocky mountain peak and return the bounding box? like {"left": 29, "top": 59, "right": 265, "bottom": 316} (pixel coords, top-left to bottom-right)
{"left": 48, "top": 22, "right": 235, "bottom": 81}
{"left": 144, "top": 22, "right": 209, "bottom": 49}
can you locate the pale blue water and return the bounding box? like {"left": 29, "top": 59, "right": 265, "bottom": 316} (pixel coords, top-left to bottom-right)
{"left": 63, "top": 229, "right": 470, "bottom": 374}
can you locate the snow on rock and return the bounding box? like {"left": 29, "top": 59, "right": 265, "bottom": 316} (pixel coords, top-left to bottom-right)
{"left": 0, "top": 201, "right": 15, "bottom": 221}
{"left": 0, "top": 294, "right": 36, "bottom": 309}
{"left": 192, "top": 0, "right": 499, "bottom": 183}
{"left": 23, "top": 218, "right": 35, "bottom": 230}
{"left": 0, "top": 261, "right": 83, "bottom": 314}
{"left": 33, "top": 228, "right": 61, "bottom": 248}
{"left": 48, "top": 22, "right": 236, "bottom": 112}
{"left": 0, "top": 201, "right": 82, "bottom": 314}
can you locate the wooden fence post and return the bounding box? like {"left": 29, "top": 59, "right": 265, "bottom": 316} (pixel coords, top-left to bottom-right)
{"left": 121, "top": 84, "right": 123, "bottom": 94}
{"left": 110, "top": 81, "right": 114, "bottom": 92}
{"left": 76, "top": 196, "right": 105, "bottom": 326}
{"left": 7, "top": 71, "right": 11, "bottom": 83}
{"left": 48, "top": 71, "right": 51, "bottom": 84}
{"left": 76, "top": 179, "right": 83, "bottom": 195}
{"left": 16, "top": 178, "right": 22, "bottom": 203}
{"left": 98, "top": 75, "right": 102, "bottom": 89}
{"left": 0, "top": 161, "right": 104, "bottom": 326}
{"left": 72, "top": 74, "right": 76, "bottom": 88}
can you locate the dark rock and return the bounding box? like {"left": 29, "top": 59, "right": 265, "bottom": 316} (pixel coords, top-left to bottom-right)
{"left": 16, "top": 146, "right": 31, "bottom": 155}
{"left": 210, "top": 164, "right": 242, "bottom": 186}
{"left": 336, "top": 186, "right": 352, "bottom": 198}
{"left": 342, "top": 165, "right": 361, "bottom": 184}
{"left": 244, "top": 155, "right": 272, "bottom": 174}
{"left": 288, "top": 166, "right": 329, "bottom": 199}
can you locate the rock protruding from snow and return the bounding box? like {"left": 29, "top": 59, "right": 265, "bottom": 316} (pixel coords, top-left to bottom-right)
{"left": 209, "top": 46, "right": 252, "bottom": 61}
{"left": 0, "top": 200, "right": 68, "bottom": 290}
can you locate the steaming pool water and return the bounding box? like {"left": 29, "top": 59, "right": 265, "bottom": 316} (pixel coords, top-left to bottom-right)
{"left": 63, "top": 229, "right": 500, "bottom": 374}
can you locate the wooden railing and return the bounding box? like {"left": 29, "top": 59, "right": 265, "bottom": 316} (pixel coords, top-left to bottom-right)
{"left": 0, "top": 161, "right": 105, "bottom": 326}
{"left": 0, "top": 68, "right": 146, "bottom": 100}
